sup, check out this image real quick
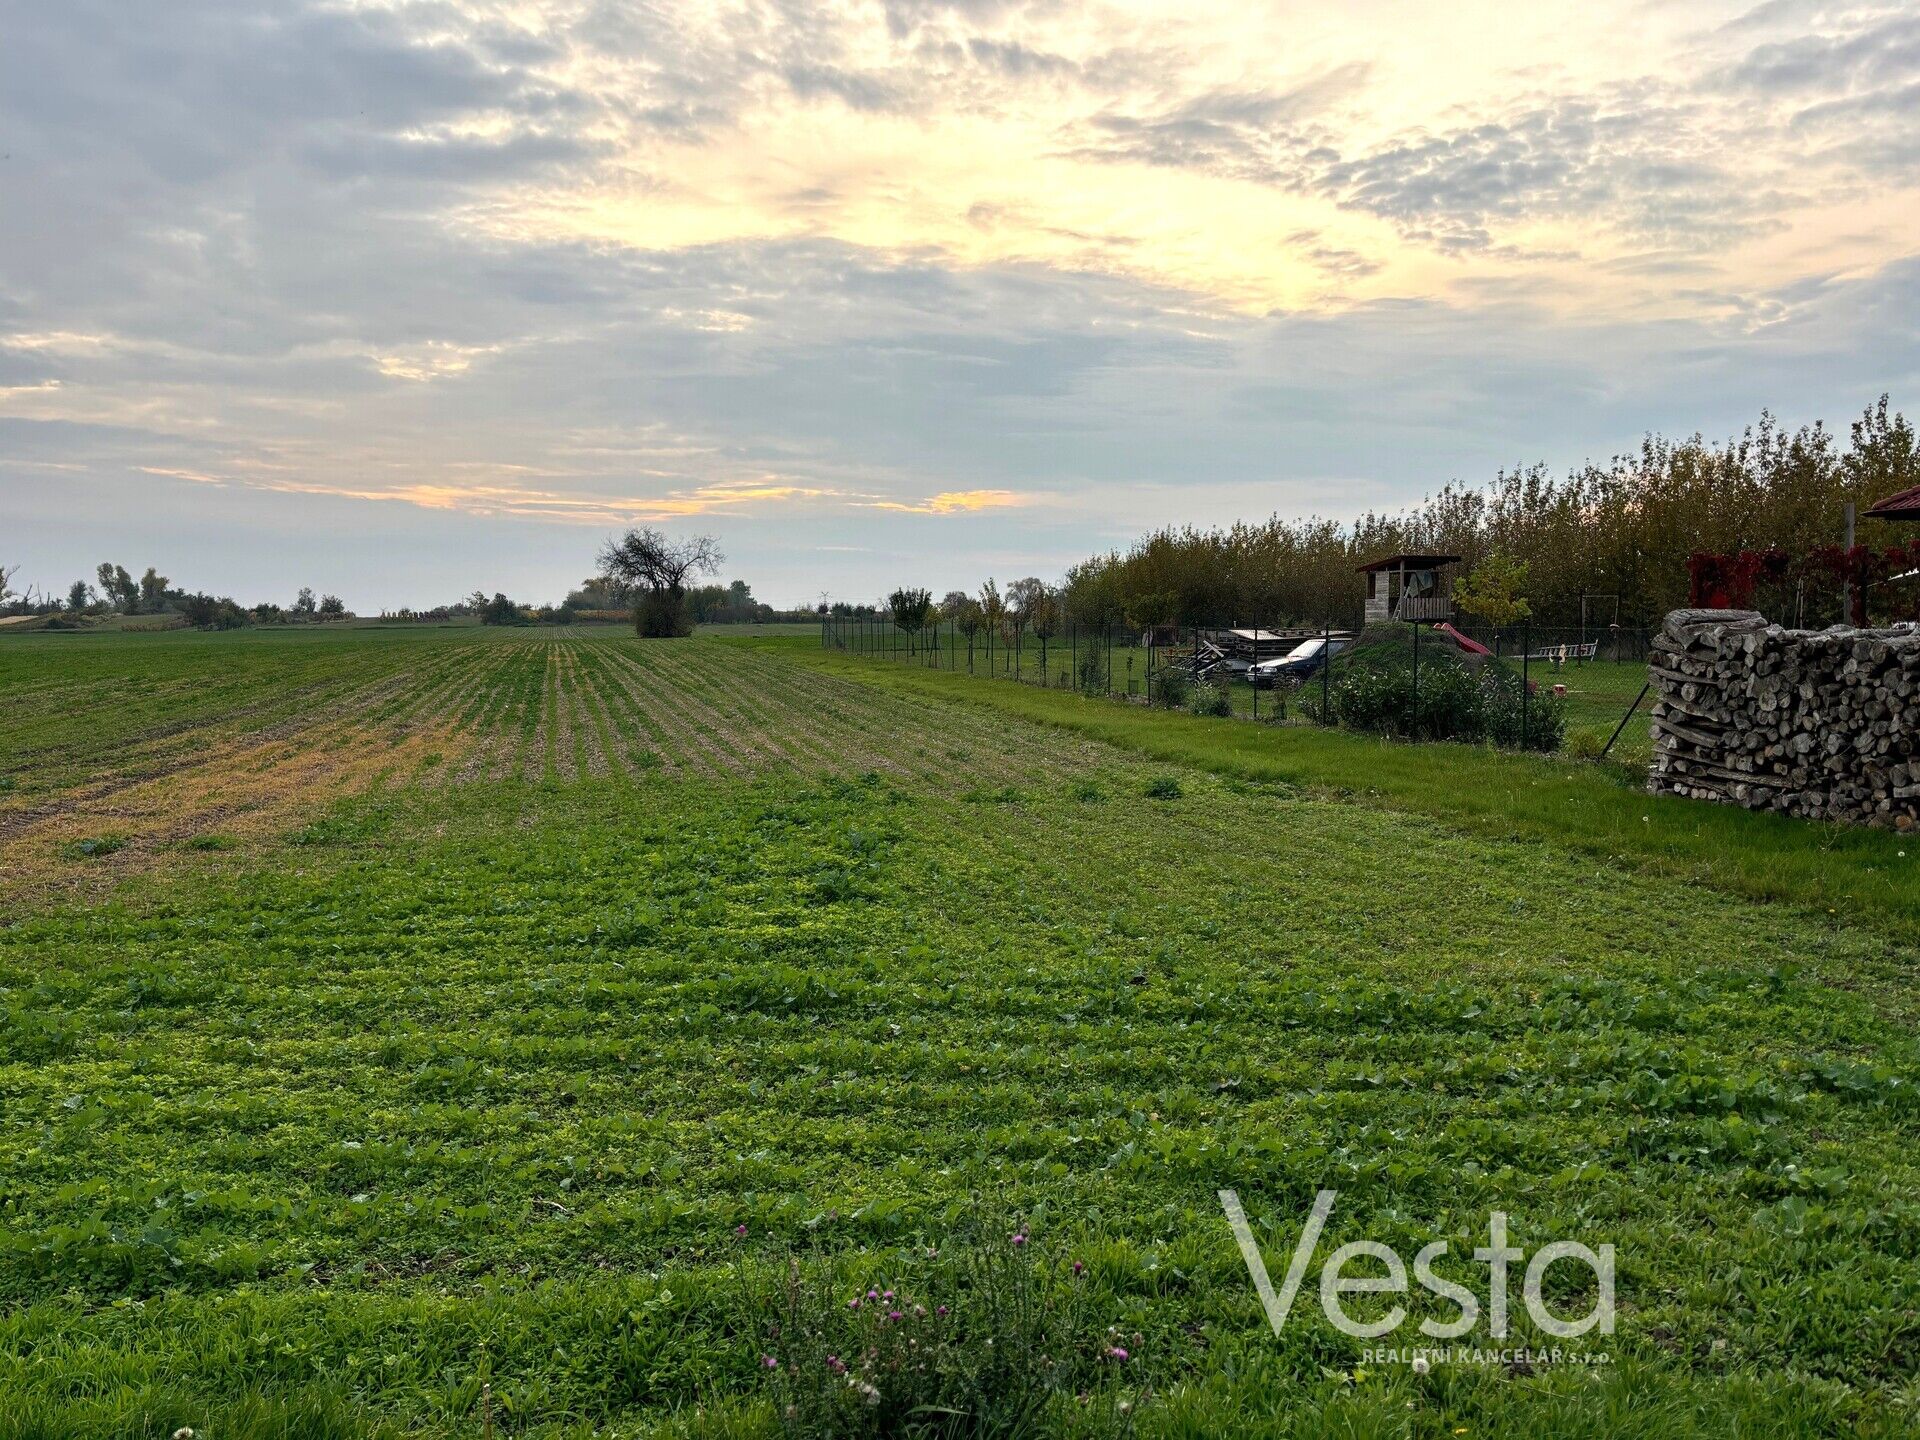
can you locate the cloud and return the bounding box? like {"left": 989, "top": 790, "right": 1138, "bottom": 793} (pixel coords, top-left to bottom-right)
{"left": 1722, "top": 11, "right": 1920, "bottom": 94}
{"left": 1311, "top": 99, "right": 1785, "bottom": 254}
{"left": 868, "top": 489, "right": 1033, "bottom": 513}
{"left": 1055, "top": 7, "right": 1920, "bottom": 258}
{"left": 1061, "top": 68, "right": 1366, "bottom": 188}
{"left": 242, "top": 476, "right": 846, "bottom": 526}
{"left": 2, "top": 0, "right": 1917, "bottom": 610}
{"left": 963, "top": 37, "right": 1077, "bottom": 79}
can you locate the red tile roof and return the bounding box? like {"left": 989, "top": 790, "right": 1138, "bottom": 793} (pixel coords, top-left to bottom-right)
{"left": 1865, "top": 485, "right": 1920, "bottom": 519}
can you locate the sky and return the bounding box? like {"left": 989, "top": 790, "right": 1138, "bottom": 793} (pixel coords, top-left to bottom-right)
{"left": 3, "top": 0, "right": 1918, "bottom": 612}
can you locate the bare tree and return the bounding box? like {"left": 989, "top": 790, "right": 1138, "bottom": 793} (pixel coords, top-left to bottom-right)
{"left": 0, "top": 564, "right": 18, "bottom": 608}
{"left": 599, "top": 528, "right": 722, "bottom": 637}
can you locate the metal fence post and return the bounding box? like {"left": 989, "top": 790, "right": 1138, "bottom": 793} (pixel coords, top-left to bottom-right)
{"left": 1521, "top": 620, "right": 1531, "bottom": 752}
{"left": 1600, "top": 681, "right": 1651, "bottom": 759}
{"left": 1321, "top": 620, "right": 1331, "bottom": 723}
{"left": 1411, "top": 620, "right": 1420, "bottom": 737}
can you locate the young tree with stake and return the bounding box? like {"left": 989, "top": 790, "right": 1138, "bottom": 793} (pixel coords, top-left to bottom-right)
{"left": 887, "top": 587, "right": 935, "bottom": 654}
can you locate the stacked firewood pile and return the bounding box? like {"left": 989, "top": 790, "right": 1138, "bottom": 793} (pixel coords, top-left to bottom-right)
{"left": 1649, "top": 608, "right": 1920, "bottom": 829}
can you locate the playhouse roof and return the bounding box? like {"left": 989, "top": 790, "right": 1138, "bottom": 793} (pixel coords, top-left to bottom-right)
{"left": 1864, "top": 485, "right": 1920, "bottom": 520}
{"left": 1355, "top": 552, "right": 1461, "bottom": 573}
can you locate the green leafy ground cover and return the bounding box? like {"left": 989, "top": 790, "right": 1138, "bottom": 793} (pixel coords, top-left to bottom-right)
{"left": 2, "top": 631, "right": 1917, "bottom": 1437}
{"left": 783, "top": 640, "right": 1920, "bottom": 939}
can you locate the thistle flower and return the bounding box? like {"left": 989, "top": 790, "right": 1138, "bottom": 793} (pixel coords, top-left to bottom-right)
{"left": 936, "top": 1305, "right": 949, "bottom": 1316}
{"left": 1071, "top": 1260, "right": 1085, "bottom": 1275}
{"left": 1106, "top": 1346, "right": 1129, "bottom": 1362}
{"left": 734, "top": 1224, "right": 747, "bottom": 1237}
{"left": 760, "top": 1354, "right": 778, "bottom": 1369}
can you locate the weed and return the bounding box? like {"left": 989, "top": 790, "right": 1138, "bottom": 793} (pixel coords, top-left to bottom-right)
{"left": 60, "top": 835, "right": 125, "bottom": 860}
{"left": 963, "top": 785, "right": 1025, "bottom": 805}
{"left": 1566, "top": 728, "right": 1609, "bottom": 761}
{"left": 746, "top": 1217, "right": 1142, "bottom": 1437}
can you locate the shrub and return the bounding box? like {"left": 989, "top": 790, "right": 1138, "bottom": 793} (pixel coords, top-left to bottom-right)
{"left": 1144, "top": 776, "right": 1183, "bottom": 800}
{"left": 1150, "top": 666, "right": 1190, "bottom": 710}
{"left": 479, "top": 593, "right": 525, "bottom": 626}
{"left": 1311, "top": 630, "right": 1565, "bottom": 751}
{"left": 1186, "top": 680, "right": 1232, "bottom": 718}
{"left": 1566, "top": 727, "right": 1609, "bottom": 761}
{"left": 1484, "top": 684, "right": 1568, "bottom": 753}
{"left": 635, "top": 589, "right": 693, "bottom": 638}
{"left": 178, "top": 592, "right": 251, "bottom": 630}
{"left": 1076, "top": 644, "right": 1107, "bottom": 696}
{"left": 1406, "top": 663, "right": 1483, "bottom": 741}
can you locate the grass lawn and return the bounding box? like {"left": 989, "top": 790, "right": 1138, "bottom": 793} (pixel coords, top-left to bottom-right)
{"left": 849, "top": 632, "right": 1657, "bottom": 762}
{"left": 2, "top": 630, "right": 1917, "bottom": 1438}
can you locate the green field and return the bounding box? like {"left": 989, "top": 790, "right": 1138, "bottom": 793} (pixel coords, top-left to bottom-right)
{"left": 2, "top": 629, "right": 1917, "bottom": 1438}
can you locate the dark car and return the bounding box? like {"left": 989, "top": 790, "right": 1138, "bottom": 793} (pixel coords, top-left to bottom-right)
{"left": 1247, "top": 637, "right": 1349, "bottom": 687}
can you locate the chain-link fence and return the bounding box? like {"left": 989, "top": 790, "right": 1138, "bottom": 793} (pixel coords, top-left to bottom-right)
{"left": 820, "top": 613, "right": 1655, "bottom": 763}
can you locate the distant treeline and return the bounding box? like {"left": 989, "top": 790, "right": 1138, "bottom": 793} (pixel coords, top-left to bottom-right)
{"left": 1058, "top": 398, "right": 1919, "bottom": 629}
{"left": 0, "top": 564, "right": 349, "bottom": 629}
{"left": 451, "top": 575, "right": 811, "bottom": 628}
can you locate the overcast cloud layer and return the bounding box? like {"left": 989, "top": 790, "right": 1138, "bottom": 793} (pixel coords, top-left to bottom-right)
{"left": 4, "top": 0, "right": 1918, "bottom": 609}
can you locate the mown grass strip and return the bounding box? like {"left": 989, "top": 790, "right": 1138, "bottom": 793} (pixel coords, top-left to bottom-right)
{"left": 763, "top": 638, "right": 1920, "bottom": 938}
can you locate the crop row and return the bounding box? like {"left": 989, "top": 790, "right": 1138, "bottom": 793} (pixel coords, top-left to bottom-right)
{"left": 0, "top": 631, "right": 1115, "bottom": 895}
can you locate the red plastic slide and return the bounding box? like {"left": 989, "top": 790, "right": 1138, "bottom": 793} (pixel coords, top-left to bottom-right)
{"left": 1434, "top": 622, "right": 1492, "bottom": 656}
